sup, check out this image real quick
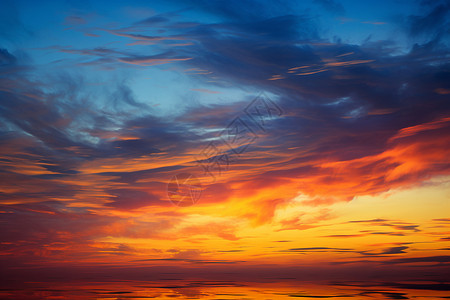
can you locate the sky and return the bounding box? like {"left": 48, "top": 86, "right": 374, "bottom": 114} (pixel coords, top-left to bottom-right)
{"left": 0, "top": 0, "right": 449, "bottom": 295}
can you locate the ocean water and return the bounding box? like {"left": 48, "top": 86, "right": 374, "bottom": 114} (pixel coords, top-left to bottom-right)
{"left": 1, "top": 280, "right": 448, "bottom": 299}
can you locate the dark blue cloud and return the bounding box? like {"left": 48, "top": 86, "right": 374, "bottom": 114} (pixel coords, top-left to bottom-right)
{"left": 408, "top": 1, "right": 450, "bottom": 38}
{"left": 176, "top": 0, "right": 295, "bottom": 22}
{"left": 314, "top": 0, "right": 345, "bottom": 15}
{"left": 106, "top": 188, "right": 166, "bottom": 210}
{"left": 0, "top": 0, "right": 31, "bottom": 42}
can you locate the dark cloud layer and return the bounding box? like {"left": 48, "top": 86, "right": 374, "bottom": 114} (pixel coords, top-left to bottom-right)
{"left": 1, "top": 0, "right": 448, "bottom": 220}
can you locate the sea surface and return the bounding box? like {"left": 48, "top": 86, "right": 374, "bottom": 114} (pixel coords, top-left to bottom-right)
{"left": 1, "top": 279, "right": 448, "bottom": 299}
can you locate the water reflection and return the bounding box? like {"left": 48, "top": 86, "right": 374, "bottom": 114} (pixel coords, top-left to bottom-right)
{"left": 1, "top": 280, "right": 448, "bottom": 299}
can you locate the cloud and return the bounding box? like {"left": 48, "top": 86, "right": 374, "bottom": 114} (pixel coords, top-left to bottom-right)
{"left": 348, "top": 219, "right": 421, "bottom": 232}
{"left": 52, "top": 45, "right": 193, "bottom": 68}
{"left": 359, "top": 291, "right": 409, "bottom": 299}
{"left": 104, "top": 29, "right": 186, "bottom": 42}
{"left": 175, "top": 221, "right": 241, "bottom": 241}
{"left": 389, "top": 117, "right": 450, "bottom": 141}
{"left": 65, "top": 15, "right": 87, "bottom": 25}
{"left": 433, "top": 218, "right": 450, "bottom": 222}
{"left": 386, "top": 255, "right": 450, "bottom": 264}
{"left": 381, "top": 246, "right": 408, "bottom": 254}
{"left": 407, "top": 1, "right": 450, "bottom": 39}
{"left": 159, "top": 5, "right": 450, "bottom": 207}
{"left": 314, "top": 0, "right": 345, "bottom": 15}
{"left": 0, "top": 0, "right": 31, "bottom": 41}
{"left": 359, "top": 246, "right": 409, "bottom": 256}
{"left": 117, "top": 55, "right": 192, "bottom": 66}
{"left": 286, "top": 247, "right": 352, "bottom": 253}
{"left": 191, "top": 88, "right": 221, "bottom": 94}
{"left": 0, "top": 48, "right": 16, "bottom": 65}
{"left": 3, "top": 2, "right": 449, "bottom": 226}
{"left": 106, "top": 188, "right": 166, "bottom": 210}
{"left": 176, "top": 0, "right": 295, "bottom": 22}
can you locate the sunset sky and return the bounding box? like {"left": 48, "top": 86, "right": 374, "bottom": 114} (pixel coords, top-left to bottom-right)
{"left": 0, "top": 0, "right": 449, "bottom": 295}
